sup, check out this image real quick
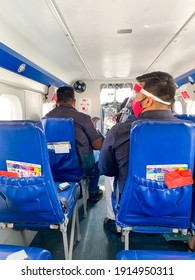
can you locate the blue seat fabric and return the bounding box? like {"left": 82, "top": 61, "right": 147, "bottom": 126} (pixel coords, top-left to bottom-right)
{"left": 55, "top": 181, "right": 80, "bottom": 217}
{"left": 116, "top": 250, "right": 195, "bottom": 260}
{"left": 0, "top": 244, "right": 52, "bottom": 260}
{"left": 41, "top": 117, "right": 83, "bottom": 182}
{"left": 41, "top": 117, "right": 90, "bottom": 218}
{"left": 174, "top": 114, "right": 195, "bottom": 122}
{"left": 116, "top": 120, "right": 195, "bottom": 230}
{"left": 0, "top": 121, "right": 80, "bottom": 227}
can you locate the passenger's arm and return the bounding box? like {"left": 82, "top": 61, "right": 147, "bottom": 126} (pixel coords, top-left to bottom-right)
{"left": 83, "top": 116, "right": 104, "bottom": 150}
{"left": 92, "top": 137, "right": 104, "bottom": 150}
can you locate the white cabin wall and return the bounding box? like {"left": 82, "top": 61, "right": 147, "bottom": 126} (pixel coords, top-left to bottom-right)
{"left": 0, "top": 84, "right": 46, "bottom": 121}
{"left": 0, "top": 68, "right": 47, "bottom": 120}
{"left": 0, "top": 68, "right": 46, "bottom": 93}
{"left": 24, "top": 90, "right": 44, "bottom": 120}
{"left": 75, "top": 81, "right": 101, "bottom": 118}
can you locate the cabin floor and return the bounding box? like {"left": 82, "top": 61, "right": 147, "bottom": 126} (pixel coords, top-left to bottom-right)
{"left": 30, "top": 176, "right": 188, "bottom": 260}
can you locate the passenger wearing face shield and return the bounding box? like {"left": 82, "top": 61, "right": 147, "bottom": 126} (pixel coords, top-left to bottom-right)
{"left": 99, "top": 71, "right": 177, "bottom": 233}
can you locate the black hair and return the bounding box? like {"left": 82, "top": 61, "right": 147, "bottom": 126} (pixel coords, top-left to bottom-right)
{"left": 57, "top": 86, "right": 75, "bottom": 103}
{"left": 136, "top": 71, "right": 176, "bottom": 104}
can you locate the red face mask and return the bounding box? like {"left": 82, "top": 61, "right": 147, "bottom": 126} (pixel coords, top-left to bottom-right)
{"left": 132, "top": 97, "right": 147, "bottom": 118}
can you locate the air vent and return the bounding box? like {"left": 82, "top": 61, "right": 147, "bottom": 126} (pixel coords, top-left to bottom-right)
{"left": 117, "top": 29, "right": 132, "bottom": 34}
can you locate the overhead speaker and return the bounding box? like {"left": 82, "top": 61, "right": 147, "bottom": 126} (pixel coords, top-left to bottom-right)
{"left": 73, "top": 80, "right": 86, "bottom": 93}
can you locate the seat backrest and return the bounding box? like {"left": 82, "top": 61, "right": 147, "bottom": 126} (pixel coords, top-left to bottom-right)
{"left": 41, "top": 117, "right": 83, "bottom": 182}
{"left": 0, "top": 121, "right": 65, "bottom": 226}
{"left": 116, "top": 120, "right": 195, "bottom": 230}
{"left": 174, "top": 114, "right": 195, "bottom": 122}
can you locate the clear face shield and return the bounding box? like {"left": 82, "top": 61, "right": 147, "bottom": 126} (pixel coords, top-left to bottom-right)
{"left": 132, "top": 84, "right": 171, "bottom": 105}
{"left": 119, "top": 84, "right": 146, "bottom": 122}
{"left": 119, "top": 84, "right": 172, "bottom": 121}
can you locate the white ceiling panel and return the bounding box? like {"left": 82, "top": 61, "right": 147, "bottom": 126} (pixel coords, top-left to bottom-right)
{"left": 0, "top": 0, "right": 195, "bottom": 82}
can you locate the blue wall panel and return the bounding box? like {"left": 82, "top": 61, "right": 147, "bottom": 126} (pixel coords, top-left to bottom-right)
{"left": 175, "top": 69, "right": 195, "bottom": 87}
{"left": 0, "top": 42, "right": 69, "bottom": 88}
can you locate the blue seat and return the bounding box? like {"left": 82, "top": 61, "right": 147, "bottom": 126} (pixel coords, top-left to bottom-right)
{"left": 41, "top": 117, "right": 82, "bottom": 182}
{"left": 41, "top": 117, "right": 89, "bottom": 217}
{"left": 174, "top": 114, "right": 195, "bottom": 122}
{"left": 0, "top": 244, "right": 52, "bottom": 260}
{"left": 114, "top": 120, "right": 195, "bottom": 249}
{"left": 116, "top": 250, "right": 195, "bottom": 260}
{"left": 0, "top": 121, "right": 81, "bottom": 259}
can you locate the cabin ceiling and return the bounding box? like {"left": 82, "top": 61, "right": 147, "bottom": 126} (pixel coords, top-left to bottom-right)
{"left": 0, "top": 0, "right": 195, "bottom": 83}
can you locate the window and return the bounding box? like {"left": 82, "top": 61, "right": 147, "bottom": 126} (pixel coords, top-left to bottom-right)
{"left": 100, "top": 83, "right": 133, "bottom": 135}
{"left": 0, "top": 94, "right": 22, "bottom": 120}
{"left": 100, "top": 83, "right": 133, "bottom": 104}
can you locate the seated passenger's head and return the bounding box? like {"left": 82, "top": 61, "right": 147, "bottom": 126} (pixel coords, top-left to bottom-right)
{"left": 57, "top": 86, "right": 76, "bottom": 106}
{"left": 132, "top": 71, "right": 176, "bottom": 117}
